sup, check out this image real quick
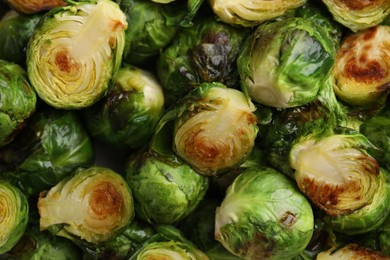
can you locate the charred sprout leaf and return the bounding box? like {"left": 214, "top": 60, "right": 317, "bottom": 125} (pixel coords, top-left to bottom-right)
{"left": 157, "top": 16, "right": 250, "bottom": 106}
{"left": 129, "top": 225, "right": 209, "bottom": 260}
{"left": 4, "top": 0, "right": 66, "bottom": 14}
{"left": 321, "top": 0, "right": 390, "bottom": 32}
{"left": 208, "top": 0, "right": 306, "bottom": 27}
{"left": 215, "top": 167, "right": 314, "bottom": 260}
{"left": 38, "top": 166, "right": 135, "bottom": 244}
{"left": 125, "top": 149, "right": 208, "bottom": 225}
{"left": 0, "top": 11, "right": 41, "bottom": 65}
{"left": 0, "top": 182, "right": 29, "bottom": 254}
{"left": 0, "top": 59, "right": 36, "bottom": 148}
{"left": 1, "top": 226, "right": 81, "bottom": 260}
{"left": 0, "top": 108, "right": 94, "bottom": 196}
{"left": 237, "top": 17, "right": 335, "bottom": 108}
{"left": 316, "top": 243, "right": 389, "bottom": 259}
{"left": 84, "top": 65, "right": 165, "bottom": 149}
{"left": 120, "top": 0, "right": 178, "bottom": 65}
{"left": 152, "top": 82, "right": 258, "bottom": 176}
{"left": 332, "top": 25, "right": 390, "bottom": 107}
{"left": 27, "top": 0, "right": 127, "bottom": 109}
{"left": 290, "top": 126, "right": 390, "bottom": 235}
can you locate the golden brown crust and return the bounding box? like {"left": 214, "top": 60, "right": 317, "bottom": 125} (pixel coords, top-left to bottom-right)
{"left": 89, "top": 181, "right": 123, "bottom": 220}
{"left": 6, "top": 0, "right": 66, "bottom": 14}
{"left": 338, "top": 0, "right": 386, "bottom": 10}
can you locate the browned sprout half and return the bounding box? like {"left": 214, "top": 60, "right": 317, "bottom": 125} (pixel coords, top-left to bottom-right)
{"left": 5, "top": 0, "right": 66, "bottom": 14}
{"left": 332, "top": 25, "right": 390, "bottom": 107}
{"left": 322, "top": 0, "right": 390, "bottom": 32}
{"left": 38, "top": 166, "right": 134, "bottom": 244}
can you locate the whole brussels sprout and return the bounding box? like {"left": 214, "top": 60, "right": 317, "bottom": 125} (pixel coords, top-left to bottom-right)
{"left": 157, "top": 16, "right": 250, "bottom": 106}
{"left": 332, "top": 25, "right": 390, "bottom": 107}
{"left": 237, "top": 17, "right": 335, "bottom": 108}
{"left": 0, "top": 182, "right": 29, "bottom": 254}
{"left": 27, "top": 0, "right": 127, "bottom": 109}
{"left": 0, "top": 59, "right": 36, "bottom": 148}
{"left": 4, "top": 0, "right": 66, "bottom": 14}
{"left": 38, "top": 166, "right": 135, "bottom": 244}
{"left": 290, "top": 126, "right": 390, "bottom": 235}
{"left": 208, "top": 0, "right": 306, "bottom": 27}
{"left": 84, "top": 65, "right": 165, "bottom": 149}
{"left": 2, "top": 226, "right": 82, "bottom": 260}
{"left": 0, "top": 10, "right": 41, "bottom": 65}
{"left": 0, "top": 108, "right": 94, "bottom": 196}
{"left": 130, "top": 225, "right": 208, "bottom": 260}
{"left": 120, "top": 0, "right": 179, "bottom": 65}
{"left": 321, "top": 0, "right": 390, "bottom": 32}
{"left": 125, "top": 150, "right": 208, "bottom": 225}
{"left": 152, "top": 82, "right": 258, "bottom": 176}
{"left": 215, "top": 167, "right": 314, "bottom": 259}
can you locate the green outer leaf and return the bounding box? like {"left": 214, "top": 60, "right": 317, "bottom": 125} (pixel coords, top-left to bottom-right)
{"left": 215, "top": 167, "right": 314, "bottom": 259}
{"left": 0, "top": 59, "right": 36, "bottom": 147}
{"left": 125, "top": 151, "right": 209, "bottom": 225}
{"left": 237, "top": 17, "right": 335, "bottom": 108}
{"left": 0, "top": 182, "right": 29, "bottom": 255}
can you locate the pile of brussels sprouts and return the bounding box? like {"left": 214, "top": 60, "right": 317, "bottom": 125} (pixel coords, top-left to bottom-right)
{"left": 0, "top": 0, "right": 389, "bottom": 259}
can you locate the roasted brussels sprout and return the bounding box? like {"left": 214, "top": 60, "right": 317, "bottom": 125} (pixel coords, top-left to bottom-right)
{"left": 0, "top": 182, "right": 29, "bottom": 254}
{"left": 125, "top": 150, "right": 208, "bottom": 225}
{"left": 0, "top": 108, "right": 94, "bottom": 196}
{"left": 38, "top": 166, "right": 134, "bottom": 244}
{"left": 0, "top": 59, "right": 36, "bottom": 148}
{"left": 84, "top": 65, "right": 165, "bottom": 149}
{"left": 215, "top": 167, "right": 314, "bottom": 260}
{"left": 0, "top": 10, "right": 41, "bottom": 65}
{"left": 79, "top": 219, "right": 156, "bottom": 260}
{"left": 120, "top": 0, "right": 178, "bottom": 65}
{"left": 332, "top": 25, "right": 390, "bottom": 107}
{"left": 290, "top": 126, "right": 390, "bottom": 235}
{"left": 321, "top": 0, "right": 390, "bottom": 32}
{"left": 27, "top": 0, "right": 127, "bottom": 109}
{"left": 130, "top": 225, "right": 208, "bottom": 260}
{"left": 208, "top": 0, "right": 306, "bottom": 27}
{"left": 157, "top": 16, "right": 250, "bottom": 106}
{"left": 1, "top": 226, "right": 82, "bottom": 259}
{"left": 152, "top": 82, "right": 258, "bottom": 176}
{"left": 237, "top": 17, "right": 335, "bottom": 108}
{"left": 317, "top": 243, "right": 388, "bottom": 259}
{"left": 4, "top": 0, "right": 66, "bottom": 14}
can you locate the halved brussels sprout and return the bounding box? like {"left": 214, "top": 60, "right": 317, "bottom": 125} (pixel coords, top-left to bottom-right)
{"left": 332, "top": 25, "right": 390, "bottom": 107}
{"left": 27, "top": 0, "right": 127, "bottom": 109}
{"left": 130, "top": 225, "right": 208, "bottom": 260}
{"left": 290, "top": 127, "right": 390, "bottom": 234}
{"left": 152, "top": 82, "right": 258, "bottom": 176}
{"left": 0, "top": 10, "right": 41, "bottom": 65}
{"left": 0, "top": 59, "right": 36, "bottom": 148}
{"left": 125, "top": 150, "right": 208, "bottom": 225}
{"left": 321, "top": 0, "right": 390, "bottom": 32}
{"left": 317, "top": 243, "right": 388, "bottom": 259}
{"left": 0, "top": 182, "right": 29, "bottom": 254}
{"left": 4, "top": 0, "right": 66, "bottom": 14}
{"left": 237, "top": 17, "right": 335, "bottom": 108}
{"left": 84, "top": 65, "right": 165, "bottom": 149}
{"left": 208, "top": 0, "right": 306, "bottom": 27}
{"left": 38, "top": 166, "right": 134, "bottom": 244}
{"left": 120, "top": 0, "right": 179, "bottom": 65}
{"left": 0, "top": 108, "right": 94, "bottom": 196}
{"left": 2, "top": 226, "right": 82, "bottom": 259}
{"left": 215, "top": 167, "right": 314, "bottom": 259}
